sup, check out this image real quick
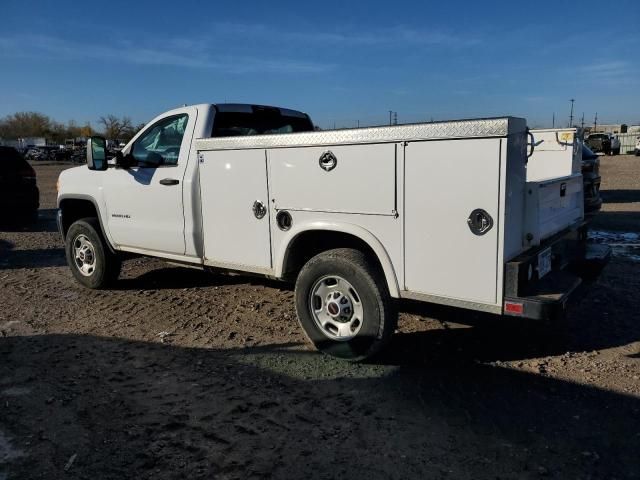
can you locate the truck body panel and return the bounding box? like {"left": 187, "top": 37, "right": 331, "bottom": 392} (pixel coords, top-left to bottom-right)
{"left": 527, "top": 128, "right": 581, "bottom": 181}
{"left": 57, "top": 104, "right": 607, "bottom": 336}
{"left": 269, "top": 143, "right": 397, "bottom": 216}
{"left": 199, "top": 148, "right": 272, "bottom": 271}
{"left": 404, "top": 137, "right": 502, "bottom": 304}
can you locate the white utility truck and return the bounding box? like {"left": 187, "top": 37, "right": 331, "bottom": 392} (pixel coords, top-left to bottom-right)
{"left": 57, "top": 104, "right": 610, "bottom": 360}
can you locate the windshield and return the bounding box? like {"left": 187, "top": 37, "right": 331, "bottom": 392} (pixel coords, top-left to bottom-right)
{"left": 212, "top": 111, "right": 313, "bottom": 137}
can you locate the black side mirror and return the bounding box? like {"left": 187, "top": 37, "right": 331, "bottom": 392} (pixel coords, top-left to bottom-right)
{"left": 86, "top": 136, "right": 108, "bottom": 171}
{"left": 115, "top": 150, "right": 135, "bottom": 169}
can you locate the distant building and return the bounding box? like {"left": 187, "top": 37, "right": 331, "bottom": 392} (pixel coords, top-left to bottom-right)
{"left": 0, "top": 137, "right": 47, "bottom": 150}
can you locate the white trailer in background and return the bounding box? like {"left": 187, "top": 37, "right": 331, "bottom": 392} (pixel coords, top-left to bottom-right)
{"left": 56, "top": 104, "right": 610, "bottom": 360}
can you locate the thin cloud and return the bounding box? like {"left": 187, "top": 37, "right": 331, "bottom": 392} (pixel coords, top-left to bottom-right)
{"left": 0, "top": 34, "right": 333, "bottom": 74}
{"left": 215, "top": 22, "right": 482, "bottom": 48}
{"left": 575, "top": 60, "right": 636, "bottom": 85}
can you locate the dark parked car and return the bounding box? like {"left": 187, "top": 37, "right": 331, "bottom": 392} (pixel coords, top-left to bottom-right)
{"left": 581, "top": 142, "right": 602, "bottom": 217}
{"left": 0, "top": 146, "right": 39, "bottom": 222}
{"left": 585, "top": 133, "right": 620, "bottom": 155}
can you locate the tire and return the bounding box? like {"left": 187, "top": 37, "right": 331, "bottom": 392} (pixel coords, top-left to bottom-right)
{"left": 65, "top": 217, "right": 121, "bottom": 288}
{"left": 294, "top": 248, "right": 397, "bottom": 361}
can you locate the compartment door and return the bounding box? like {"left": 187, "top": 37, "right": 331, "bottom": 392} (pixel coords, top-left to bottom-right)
{"left": 404, "top": 139, "right": 502, "bottom": 305}
{"left": 199, "top": 149, "right": 272, "bottom": 270}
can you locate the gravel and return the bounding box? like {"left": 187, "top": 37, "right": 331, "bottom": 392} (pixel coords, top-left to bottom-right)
{"left": 0, "top": 157, "right": 639, "bottom": 479}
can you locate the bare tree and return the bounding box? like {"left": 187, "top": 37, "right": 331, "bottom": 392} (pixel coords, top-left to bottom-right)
{"left": 99, "top": 115, "right": 139, "bottom": 142}
{"left": 99, "top": 115, "right": 123, "bottom": 141}
{"left": 0, "top": 112, "right": 52, "bottom": 138}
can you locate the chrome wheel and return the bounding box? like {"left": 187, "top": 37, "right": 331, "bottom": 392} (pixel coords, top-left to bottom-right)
{"left": 73, "top": 234, "right": 96, "bottom": 277}
{"left": 309, "top": 275, "right": 364, "bottom": 341}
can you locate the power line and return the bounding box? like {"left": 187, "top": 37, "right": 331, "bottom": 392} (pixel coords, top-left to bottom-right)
{"left": 569, "top": 98, "right": 575, "bottom": 127}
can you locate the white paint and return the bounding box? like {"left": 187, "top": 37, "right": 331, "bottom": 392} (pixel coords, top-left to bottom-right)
{"left": 102, "top": 105, "right": 199, "bottom": 254}
{"left": 528, "top": 128, "right": 581, "bottom": 182}
{"left": 269, "top": 143, "right": 396, "bottom": 215}
{"left": 199, "top": 149, "right": 272, "bottom": 270}
{"left": 404, "top": 138, "right": 502, "bottom": 305}
{"left": 58, "top": 105, "right": 589, "bottom": 315}
{"left": 524, "top": 174, "right": 584, "bottom": 246}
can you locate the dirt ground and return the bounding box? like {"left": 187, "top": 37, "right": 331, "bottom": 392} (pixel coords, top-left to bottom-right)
{"left": 1, "top": 156, "right": 639, "bottom": 479}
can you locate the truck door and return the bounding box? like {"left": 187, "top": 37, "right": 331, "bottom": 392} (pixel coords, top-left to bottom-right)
{"left": 404, "top": 138, "right": 502, "bottom": 305}
{"left": 103, "top": 107, "right": 197, "bottom": 254}
{"left": 198, "top": 149, "right": 272, "bottom": 271}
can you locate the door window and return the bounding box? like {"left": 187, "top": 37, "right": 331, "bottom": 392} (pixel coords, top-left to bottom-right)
{"left": 132, "top": 114, "right": 189, "bottom": 167}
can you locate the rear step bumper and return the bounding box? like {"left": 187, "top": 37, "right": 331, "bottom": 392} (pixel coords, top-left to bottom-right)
{"left": 503, "top": 229, "right": 611, "bottom": 321}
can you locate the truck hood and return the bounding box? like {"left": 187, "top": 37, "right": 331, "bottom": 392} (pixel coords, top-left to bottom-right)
{"left": 57, "top": 165, "right": 104, "bottom": 207}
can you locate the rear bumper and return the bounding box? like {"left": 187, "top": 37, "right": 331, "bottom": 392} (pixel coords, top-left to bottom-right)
{"left": 503, "top": 226, "right": 611, "bottom": 321}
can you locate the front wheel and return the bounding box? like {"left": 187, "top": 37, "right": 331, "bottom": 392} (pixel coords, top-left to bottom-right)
{"left": 65, "top": 217, "right": 121, "bottom": 289}
{"left": 294, "top": 248, "right": 397, "bottom": 361}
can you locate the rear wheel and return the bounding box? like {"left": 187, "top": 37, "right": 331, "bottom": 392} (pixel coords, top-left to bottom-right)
{"left": 294, "top": 248, "right": 396, "bottom": 361}
{"left": 65, "top": 217, "right": 121, "bottom": 289}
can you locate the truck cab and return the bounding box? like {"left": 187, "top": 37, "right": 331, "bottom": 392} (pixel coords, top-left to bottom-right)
{"left": 58, "top": 104, "right": 313, "bottom": 262}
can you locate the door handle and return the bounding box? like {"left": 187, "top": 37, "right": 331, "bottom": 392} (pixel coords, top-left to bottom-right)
{"left": 160, "top": 178, "right": 179, "bottom": 186}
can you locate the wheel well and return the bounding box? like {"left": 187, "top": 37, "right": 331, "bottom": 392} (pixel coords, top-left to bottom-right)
{"left": 59, "top": 199, "right": 99, "bottom": 238}
{"left": 283, "top": 230, "right": 385, "bottom": 282}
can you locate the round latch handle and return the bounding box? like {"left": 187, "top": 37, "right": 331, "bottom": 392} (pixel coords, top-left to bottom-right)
{"left": 467, "top": 209, "right": 493, "bottom": 236}
{"left": 252, "top": 200, "right": 267, "bottom": 219}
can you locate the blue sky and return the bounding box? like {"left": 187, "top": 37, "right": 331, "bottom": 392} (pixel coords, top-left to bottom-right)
{"left": 1, "top": 0, "right": 639, "bottom": 129}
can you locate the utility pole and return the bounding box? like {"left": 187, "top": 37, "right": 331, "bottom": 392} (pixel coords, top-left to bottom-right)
{"left": 594, "top": 112, "right": 598, "bottom": 132}
{"left": 389, "top": 110, "right": 393, "bottom": 126}
{"left": 552, "top": 113, "right": 555, "bottom": 128}
{"left": 393, "top": 112, "right": 398, "bottom": 125}
{"left": 569, "top": 98, "right": 575, "bottom": 127}
{"left": 581, "top": 113, "right": 585, "bottom": 129}
{"left": 357, "top": 120, "right": 360, "bottom": 128}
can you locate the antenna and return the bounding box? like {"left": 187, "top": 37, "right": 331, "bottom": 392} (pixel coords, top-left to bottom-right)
{"left": 594, "top": 112, "right": 598, "bottom": 132}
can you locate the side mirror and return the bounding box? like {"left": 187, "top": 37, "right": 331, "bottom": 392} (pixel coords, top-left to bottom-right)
{"left": 86, "top": 136, "right": 108, "bottom": 171}
{"left": 115, "top": 150, "right": 135, "bottom": 169}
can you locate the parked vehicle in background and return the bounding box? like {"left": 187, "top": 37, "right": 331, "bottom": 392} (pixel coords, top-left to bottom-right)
{"left": 0, "top": 146, "right": 39, "bottom": 222}
{"left": 586, "top": 133, "right": 620, "bottom": 155}
{"left": 610, "top": 134, "right": 620, "bottom": 155}
{"left": 635, "top": 136, "right": 640, "bottom": 156}
{"left": 580, "top": 143, "right": 602, "bottom": 217}
{"left": 57, "top": 104, "right": 610, "bottom": 360}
